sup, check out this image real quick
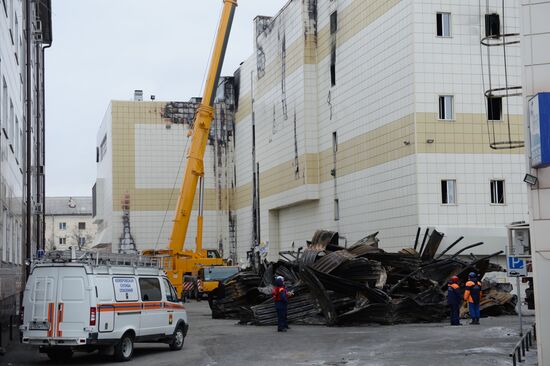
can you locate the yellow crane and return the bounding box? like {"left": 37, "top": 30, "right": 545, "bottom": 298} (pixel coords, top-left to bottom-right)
{"left": 144, "top": 0, "right": 238, "bottom": 295}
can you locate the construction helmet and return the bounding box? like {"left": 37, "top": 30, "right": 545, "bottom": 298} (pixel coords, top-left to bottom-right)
{"left": 451, "top": 275, "right": 459, "bottom": 283}
{"left": 468, "top": 272, "right": 477, "bottom": 278}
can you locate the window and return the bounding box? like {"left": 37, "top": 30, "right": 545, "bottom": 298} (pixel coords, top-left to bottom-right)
{"left": 113, "top": 277, "right": 139, "bottom": 302}
{"left": 13, "top": 12, "right": 18, "bottom": 58}
{"left": 438, "top": 95, "right": 454, "bottom": 120}
{"left": 441, "top": 180, "right": 457, "bottom": 204}
{"left": 162, "top": 278, "right": 178, "bottom": 302}
{"left": 59, "top": 222, "right": 66, "bottom": 230}
{"left": 1, "top": 78, "right": 6, "bottom": 132}
{"left": 100, "top": 134, "right": 107, "bottom": 161}
{"left": 334, "top": 198, "right": 340, "bottom": 221}
{"left": 6, "top": 214, "right": 13, "bottom": 262}
{"left": 485, "top": 13, "right": 500, "bottom": 38}
{"left": 8, "top": 99, "right": 13, "bottom": 138}
{"left": 59, "top": 237, "right": 66, "bottom": 245}
{"left": 2, "top": 208, "right": 6, "bottom": 262}
{"left": 436, "top": 12, "right": 451, "bottom": 37}
{"left": 14, "top": 116, "right": 18, "bottom": 160}
{"left": 139, "top": 278, "right": 162, "bottom": 301}
{"left": 78, "top": 222, "right": 86, "bottom": 230}
{"left": 330, "top": 11, "right": 338, "bottom": 34}
{"left": 330, "top": 11, "right": 337, "bottom": 86}
{"left": 79, "top": 237, "right": 86, "bottom": 246}
{"left": 487, "top": 96, "right": 502, "bottom": 121}
{"left": 490, "top": 180, "right": 505, "bottom": 204}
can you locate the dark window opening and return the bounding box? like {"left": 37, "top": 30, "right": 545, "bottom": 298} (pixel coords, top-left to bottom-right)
{"left": 334, "top": 199, "right": 340, "bottom": 221}
{"left": 330, "top": 63, "right": 336, "bottom": 86}
{"left": 487, "top": 97, "right": 502, "bottom": 121}
{"left": 436, "top": 13, "right": 451, "bottom": 37}
{"left": 490, "top": 180, "right": 505, "bottom": 204}
{"left": 78, "top": 222, "right": 86, "bottom": 230}
{"left": 330, "top": 11, "right": 338, "bottom": 34}
{"left": 485, "top": 13, "right": 500, "bottom": 38}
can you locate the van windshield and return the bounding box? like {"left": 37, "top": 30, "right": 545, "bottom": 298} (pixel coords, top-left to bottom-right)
{"left": 201, "top": 267, "right": 238, "bottom": 281}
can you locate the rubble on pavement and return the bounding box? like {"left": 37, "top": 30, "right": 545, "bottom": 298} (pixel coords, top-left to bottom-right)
{"left": 209, "top": 229, "right": 517, "bottom": 326}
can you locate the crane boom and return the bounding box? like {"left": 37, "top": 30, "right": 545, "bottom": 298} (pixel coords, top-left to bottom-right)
{"left": 169, "top": 0, "right": 237, "bottom": 253}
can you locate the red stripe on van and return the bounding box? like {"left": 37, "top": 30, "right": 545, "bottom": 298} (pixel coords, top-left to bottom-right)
{"left": 47, "top": 303, "right": 54, "bottom": 337}
{"left": 57, "top": 303, "right": 64, "bottom": 337}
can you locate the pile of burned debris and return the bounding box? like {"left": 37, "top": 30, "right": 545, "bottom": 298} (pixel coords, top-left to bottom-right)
{"left": 209, "top": 229, "right": 517, "bottom": 326}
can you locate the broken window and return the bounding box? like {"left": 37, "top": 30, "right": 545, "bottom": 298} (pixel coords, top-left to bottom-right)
{"left": 436, "top": 12, "right": 451, "bottom": 37}
{"left": 490, "top": 180, "right": 505, "bottom": 204}
{"left": 485, "top": 13, "right": 500, "bottom": 38}
{"left": 330, "top": 11, "right": 337, "bottom": 86}
{"left": 487, "top": 96, "right": 502, "bottom": 121}
{"left": 441, "top": 180, "right": 456, "bottom": 204}
{"left": 59, "top": 237, "right": 66, "bottom": 245}
{"left": 438, "top": 95, "right": 454, "bottom": 120}
{"left": 99, "top": 134, "right": 107, "bottom": 161}
{"left": 334, "top": 199, "right": 340, "bottom": 221}
{"left": 330, "top": 11, "right": 338, "bottom": 34}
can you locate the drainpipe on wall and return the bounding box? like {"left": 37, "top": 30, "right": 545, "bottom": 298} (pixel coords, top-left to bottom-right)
{"left": 24, "top": 0, "right": 33, "bottom": 278}
{"left": 39, "top": 43, "right": 51, "bottom": 251}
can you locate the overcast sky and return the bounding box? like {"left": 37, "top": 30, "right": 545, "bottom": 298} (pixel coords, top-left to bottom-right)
{"left": 45, "top": 0, "right": 287, "bottom": 197}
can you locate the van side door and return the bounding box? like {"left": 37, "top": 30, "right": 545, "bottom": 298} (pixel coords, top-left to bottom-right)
{"left": 138, "top": 277, "right": 165, "bottom": 337}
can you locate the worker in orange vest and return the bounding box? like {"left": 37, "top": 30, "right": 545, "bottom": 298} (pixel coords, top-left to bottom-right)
{"left": 273, "top": 276, "right": 289, "bottom": 332}
{"left": 447, "top": 275, "right": 462, "bottom": 326}
{"left": 464, "top": 272, "right": 483, "bottom": 324}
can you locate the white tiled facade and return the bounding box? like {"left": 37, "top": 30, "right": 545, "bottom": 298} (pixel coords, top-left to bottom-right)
{"left": 0, "top": 0, "right": 50, "bottom": 320}
{"left": 232, "top": 0, "right": 528, "bottom": 262}
{"left": 93, "top": 0, "right": 529, "bottom": 267}
{"left": 521, "top": 0, "right": 550, "bottom": 363}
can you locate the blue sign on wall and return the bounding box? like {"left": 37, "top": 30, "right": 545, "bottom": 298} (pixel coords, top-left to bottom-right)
{"left": 530, "top": 92, "right": 550, "bottom": 168}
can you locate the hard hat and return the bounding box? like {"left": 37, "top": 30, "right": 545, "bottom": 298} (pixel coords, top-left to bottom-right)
{"left": 451, "top": 275, "right": 459, "bottom": 283}
{"left": 468, "top": 272, "right": 477, "bottom": 278}
{"left": 275, "top": 275, "right": 284, "bottom": 281}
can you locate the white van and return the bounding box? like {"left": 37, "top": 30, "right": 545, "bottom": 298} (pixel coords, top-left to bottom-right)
{"left": 20, "top": 251, "right": 188, "bottom": 362}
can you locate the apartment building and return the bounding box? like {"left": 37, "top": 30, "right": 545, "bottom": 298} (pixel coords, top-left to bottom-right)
{"left": 93, "top": 84, "right": 237, "bottom": 258}
{"left": 44, "top": 197, "right": 97, "bottom": 251}
{"left": 232, "top": 0, "right": 528, "bottom": 262}
{"left": 0, "top": 0, "right": 51, "bottom": 320}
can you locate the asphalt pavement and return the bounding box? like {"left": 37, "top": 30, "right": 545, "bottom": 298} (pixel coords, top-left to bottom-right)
{"left": 1, "top": 301, "right": 538, "bottom": 366}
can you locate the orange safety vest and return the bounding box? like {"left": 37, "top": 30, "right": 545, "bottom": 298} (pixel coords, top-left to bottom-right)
{"left": 464, "top": 280, "right": 482, "bottom": 303}
{"left": 272, "top": 286, "right": 286, "bottom": 302}
{"left": 448, "top": 283, "right": 460, "bottom": 290}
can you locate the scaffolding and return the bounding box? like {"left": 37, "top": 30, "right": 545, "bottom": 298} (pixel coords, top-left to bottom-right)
{"left": 480, "top": 0, "right": 523, "bottom": 150}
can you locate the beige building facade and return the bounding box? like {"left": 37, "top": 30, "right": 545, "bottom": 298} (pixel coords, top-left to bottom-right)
{"left": 93, "top": 84, "right": 237, "bottom": 258}
{"left": 94, "top": 0, "right": 529, "bottom": 267}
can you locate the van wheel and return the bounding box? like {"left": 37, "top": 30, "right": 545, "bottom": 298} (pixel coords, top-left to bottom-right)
{"left": 114, "top": 332, "right": 134, "bottom": 362}
{"left": 169, "top": 325, "right": 185, "bottom": 351}
{"left": 46, "top": 348, "right": 73, "bottom": 363}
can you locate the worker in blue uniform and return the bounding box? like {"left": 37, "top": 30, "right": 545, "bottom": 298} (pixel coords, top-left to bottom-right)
{"left": 272, "top": 276, "right": 289, "bottom": 332}
{"left": 447, "top": 275, "right": 462, "bottom": 326}
{"left": 464, "top": 272, "right": 483, "bottom": 324}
